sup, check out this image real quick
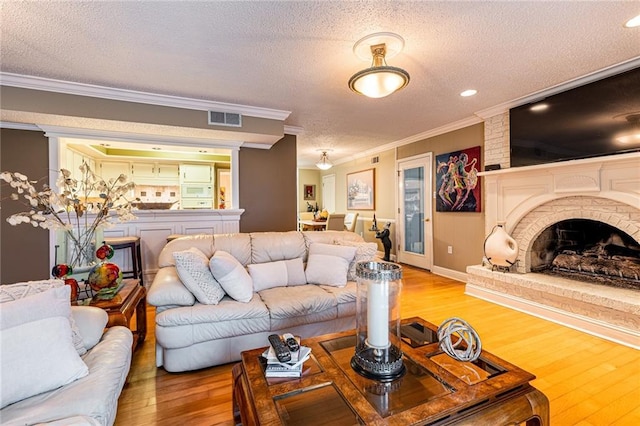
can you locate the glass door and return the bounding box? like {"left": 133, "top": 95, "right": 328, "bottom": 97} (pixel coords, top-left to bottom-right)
{"left": 397, "top": 155, "right": 433, "bottom": 270}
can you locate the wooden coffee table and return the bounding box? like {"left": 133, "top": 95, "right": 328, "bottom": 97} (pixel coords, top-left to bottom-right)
{"left": 86, "top": 279, "right": 147, "bottom": 351}
{"left": 232, "top": 317, "right": 549, "bottom": 425}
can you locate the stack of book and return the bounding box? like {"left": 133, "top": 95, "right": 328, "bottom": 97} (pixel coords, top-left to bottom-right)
{"left": 262, "top": 344, "right": 312, "bottom": 378}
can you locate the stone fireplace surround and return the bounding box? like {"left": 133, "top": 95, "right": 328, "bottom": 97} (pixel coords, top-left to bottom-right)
{"left": 466, "top": 147, "right": 640, "bottom": 349}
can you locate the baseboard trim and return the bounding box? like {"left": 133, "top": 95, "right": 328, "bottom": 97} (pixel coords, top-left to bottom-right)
{"left": 465, "top": 284, "right": 640, "bottom": 350}
{"left": 431, "top": 266, "right": 467, "bottom": 283}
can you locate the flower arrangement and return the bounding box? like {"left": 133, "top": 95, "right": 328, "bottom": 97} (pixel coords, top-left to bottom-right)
{"left": 1, "top": 162, "right": 137, "bottom": 268}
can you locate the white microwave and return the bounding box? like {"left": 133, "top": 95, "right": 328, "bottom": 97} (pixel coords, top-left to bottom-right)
{"left": 181, "top": 184, "right": 213, "bottom": 199}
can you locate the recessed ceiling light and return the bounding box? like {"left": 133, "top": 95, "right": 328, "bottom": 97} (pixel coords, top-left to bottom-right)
{"left": 530, "top": 103, "right": 549, "bottom": 112}
{"left": 624, "top": 14, "right": 640, "bottom": 28}
{"left": 460, "top": 89, "right": 477, "bottom": 97}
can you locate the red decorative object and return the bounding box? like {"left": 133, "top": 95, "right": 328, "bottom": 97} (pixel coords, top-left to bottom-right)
{"left": 64, "top": 277, "right": 79, "bottom": 302}
{"left": 96, "top": 241, "right": 115, "bottom": 261}
{"left": 52, "top": 263, "right": 78, "bottom": 301}
{"left": 87, "top": 262, "right": 122, "bottom": 300}
{"left": 51, "top": 263, "right": 73, "bottom": 278}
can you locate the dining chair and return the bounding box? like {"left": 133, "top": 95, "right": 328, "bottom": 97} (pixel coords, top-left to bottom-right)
{"left": 325, "top": 213, "right": 346, "bottom": 231}
{"left": 343, "top": 212, "right": 359, "bottom": 232}
{"left": 299, "top": 212, "right": 314, "bottom": 231}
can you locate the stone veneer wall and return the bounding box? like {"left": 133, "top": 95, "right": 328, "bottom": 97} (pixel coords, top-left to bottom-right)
{"left": 510, "top": 196, "right": 640, "bottom": 273}
{"left": 483, "top": 112, "right": 510, "bottom": 169}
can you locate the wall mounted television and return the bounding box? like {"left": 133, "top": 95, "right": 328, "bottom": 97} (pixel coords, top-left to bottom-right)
{"left": 509, "top": 67, "right": 640, "bottom": 168}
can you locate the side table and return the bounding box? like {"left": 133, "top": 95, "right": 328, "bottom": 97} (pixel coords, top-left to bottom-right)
{"left": 87, "top": 279, "right": 147, "bottom": 351}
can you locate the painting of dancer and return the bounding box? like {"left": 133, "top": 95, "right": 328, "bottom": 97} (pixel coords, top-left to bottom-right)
{"left": 435, "top": 146, "right": 481, "bottom": 212}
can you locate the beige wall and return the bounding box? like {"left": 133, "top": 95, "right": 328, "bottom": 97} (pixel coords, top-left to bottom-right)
{"left": 298, "top": 168, "right": 322, "bottom": 212}
{"left": 398, "top": 123, "right": 485, "bottom": 272}
{"left": 321, "top": 149, "right": 398, "bottom": 255}
{"left": 1, "top": 128, "right": 51, "bottom": 283}
{"left": 321, "top": 123, "right": 485, "bottom": 272}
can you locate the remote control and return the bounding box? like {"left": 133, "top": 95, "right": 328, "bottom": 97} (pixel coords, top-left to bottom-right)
{"left": 283, "top": 333, "right": 300, "bottom": 352}
{"left": 268, "top": 334, "right": 291, "bottom": 363}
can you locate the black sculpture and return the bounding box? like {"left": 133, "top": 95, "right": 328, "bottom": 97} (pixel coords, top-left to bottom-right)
{"left": 376, "top": 222, "right": 392, "bottom": 261}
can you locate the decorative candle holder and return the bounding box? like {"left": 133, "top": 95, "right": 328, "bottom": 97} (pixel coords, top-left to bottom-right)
{"left": 351, "top": 261, "right": 405, "bottom": 382}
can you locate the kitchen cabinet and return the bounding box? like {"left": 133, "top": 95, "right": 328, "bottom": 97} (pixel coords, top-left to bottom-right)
{"left": 180, "top": 164, "right": 212, "bottom": 183}
{"left": 132, "top": 162, "right": 179, "bottom": 184}
{"left": 100, "top": 161, "right": 131, "bottom": 183}
{"left": 132, "top": 162, "right": 155, "bottom": 179}
{"left": 65, "top": 149, "right": 95, "bottom": 180}
{"left": 157, "top": 164, "right": 180, "bottom": 180}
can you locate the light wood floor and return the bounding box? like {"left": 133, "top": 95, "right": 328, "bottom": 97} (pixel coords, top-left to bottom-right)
{"left": 115, "top": 266, "right": 640, "bottom": 425}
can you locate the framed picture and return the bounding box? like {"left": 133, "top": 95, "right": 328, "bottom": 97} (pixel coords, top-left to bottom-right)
{"left": 303, "top": 184, "right": 316, "bottom": 201}
{"left": 347, "top": 168, "right": 375, "bottom": 210}
{"left": 435, "top": 146, "right": 481, "bottom": 212}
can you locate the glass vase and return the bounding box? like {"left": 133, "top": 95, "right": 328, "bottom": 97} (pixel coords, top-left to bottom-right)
{"left": 56, "top": 226, "right": 104, "bottom": 271}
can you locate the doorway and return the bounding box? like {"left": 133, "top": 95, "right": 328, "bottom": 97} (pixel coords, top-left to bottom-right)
{"left": 322, "top": 174, "right": 336, "bottom": 213}
{"left": 397, "top": 154, "right": 433, "bottom": 270}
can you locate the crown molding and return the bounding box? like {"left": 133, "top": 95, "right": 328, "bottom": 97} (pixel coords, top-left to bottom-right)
{"left": 333, "top": 116, "right": 483, "bottom": 166}
{"left": 241, "top": 142, "right": 272, "bottom": 149}
{"left": 284, "top": 125, "right": 304, "bottom": 135}
{"left": 474, "top": 56, "right": 640, "bottom": 119}
{"left": 37, "top": 124, "right": 244, "bottom": 149}
{"left": 0, "top": 121, "right": 41, "bottom": 131}
{"left": 0, "top": 72, "right": 291, "bottom": 121}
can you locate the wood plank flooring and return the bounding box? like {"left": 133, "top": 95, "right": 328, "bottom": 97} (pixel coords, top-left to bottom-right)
{"left": 115, "top": 266, "right": 640, "bottom": 425}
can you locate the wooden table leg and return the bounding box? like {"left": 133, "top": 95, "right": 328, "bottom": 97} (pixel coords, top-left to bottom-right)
{"left": 135, "top": 291, "right": 147, "bottom": 347}
{"left": 232, "top": 363, "right": 259, "bottom": 426}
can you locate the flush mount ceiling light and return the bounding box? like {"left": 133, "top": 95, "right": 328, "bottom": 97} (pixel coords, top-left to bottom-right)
{"left": 348, "top": 32, "right": 410, "bottom": 98}
{"left": 315, "top": 150, "right": 333, "bottom": 170}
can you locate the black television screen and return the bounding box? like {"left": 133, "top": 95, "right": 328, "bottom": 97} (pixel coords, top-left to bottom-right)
{"left": 509, "top": 67, "right": 640, "bottom": 168}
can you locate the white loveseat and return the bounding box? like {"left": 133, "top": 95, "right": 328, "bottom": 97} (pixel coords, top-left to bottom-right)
{"left": 147, "top": 231, "right": 377, "bottom": 372}
{"left": 0, "top": 281, "right": 133, "bottom": 426}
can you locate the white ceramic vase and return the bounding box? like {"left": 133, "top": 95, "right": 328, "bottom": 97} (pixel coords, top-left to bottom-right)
{"left": 484, "top": 225, "right": 518, "bottom": 267}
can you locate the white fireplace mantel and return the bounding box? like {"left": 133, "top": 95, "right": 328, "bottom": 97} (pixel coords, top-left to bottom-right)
{"left": 479, "top": 152, "right": 640, "bottom": 237}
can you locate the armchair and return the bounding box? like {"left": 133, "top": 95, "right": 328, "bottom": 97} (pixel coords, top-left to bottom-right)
{"left": 0, "top": 282, "right": 133, "bottom": 426}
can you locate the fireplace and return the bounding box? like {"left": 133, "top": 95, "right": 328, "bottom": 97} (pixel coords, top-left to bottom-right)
{"left": 531, "top": 219, "right": 640, "bottom": 290}
{"left": 466, "top": 138, "right": 640, "bottom": 349}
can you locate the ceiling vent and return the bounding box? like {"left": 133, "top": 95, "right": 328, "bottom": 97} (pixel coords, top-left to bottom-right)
{"left": 371, "top": 156, "right": 380, "bottom": 164}
{"left": 208, "top": 111, "right": 242, "bottom": 127}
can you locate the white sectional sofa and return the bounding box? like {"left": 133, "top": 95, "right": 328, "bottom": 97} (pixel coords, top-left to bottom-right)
{"left": 147, "top": 231, "right": 377, "bottom": 372}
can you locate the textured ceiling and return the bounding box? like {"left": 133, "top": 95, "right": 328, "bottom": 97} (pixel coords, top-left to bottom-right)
{"left": 1, "top": 1, "right": 639, "bottom": 167}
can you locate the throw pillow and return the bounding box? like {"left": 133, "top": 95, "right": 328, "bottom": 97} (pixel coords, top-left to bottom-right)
{"left": 0, "top": 316, "right": 89, "bottom": 408}
{"left": 335, "top": 240, "right": 378, "bottom": 281}
{"left": 209, "top": 250, "right": 253, "bottom": 303}
{"left": 305, "top": 243, "right": 357, "bottom": 287}
{"left": 247, "top": 258, "right": 307, "bottom": 292}
{"left": 284, "top": 258, "right": 307, "bottom": 286}
{"left": 248, "top": 261, "right": 287, "bottom": 292}
{"left": 0, "top": 281, "right": 86, "bottom": 355}
{"left": 174, "top": 247, "right": 226, "bottom": 305}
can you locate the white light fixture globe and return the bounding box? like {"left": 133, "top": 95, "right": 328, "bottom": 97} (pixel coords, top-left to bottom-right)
{"left": 316, "top": 151, "right": 333, "bottom": 170}
{"left": 349, "top": 33, "right": 410, "bottom": 99}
